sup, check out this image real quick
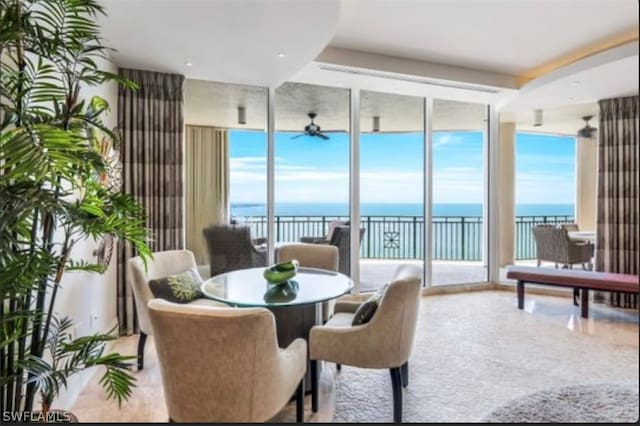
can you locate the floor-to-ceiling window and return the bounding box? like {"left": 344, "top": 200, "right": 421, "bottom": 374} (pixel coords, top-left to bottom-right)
{"left": 184, "top": 79, "right": 267, "bottom": 267}
{"left": 359, "top": 91, "right": 424, "bottom": 291}
{"left": 514, "top": 132, "right": 576, "bottom": 264}
{"left": 186, "top": 79, "right": 497, "bottom": 287}
{"left": 273, "top": 82, "right": 351, "bottom": 272}
{"left": 430, "top": 99, "right": 488, "bottom": 285}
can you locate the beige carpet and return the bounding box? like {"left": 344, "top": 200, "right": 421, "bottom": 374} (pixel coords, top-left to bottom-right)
{"left": 73, "top": 291, "right": 639, "bottom": 422}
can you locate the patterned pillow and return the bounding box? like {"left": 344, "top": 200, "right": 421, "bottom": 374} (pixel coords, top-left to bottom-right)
{"left": 148, "top": 268, "right": 203, "bottom": 304}
{"left": 351, "top": 284, "right": 389, "bottom": 326}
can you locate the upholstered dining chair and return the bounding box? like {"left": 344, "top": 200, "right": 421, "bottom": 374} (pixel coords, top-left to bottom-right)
{"left": 277, "top": 243, "right": 339, "bottom": 322}
{"left": 148, "top": 299, "right": 307, "bottom": 423}
{"left": 309, "top": 264, "right": 422, "bottom": 422}
{"left": 127, "top": 250, "right": 227, "bottom": 370}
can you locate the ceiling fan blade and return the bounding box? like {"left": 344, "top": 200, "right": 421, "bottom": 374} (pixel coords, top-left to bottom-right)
{"left": 317, "top": 133, "right": 330, "bottom": 140}
{"left": 290, "top": 133, "right": 307, "bottom": 140}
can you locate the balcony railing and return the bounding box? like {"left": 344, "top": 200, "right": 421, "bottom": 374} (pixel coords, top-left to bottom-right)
{"left": 236, "top": 215, "right": 575, "bottom": 260}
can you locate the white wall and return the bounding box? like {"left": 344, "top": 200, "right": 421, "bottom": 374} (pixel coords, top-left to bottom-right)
{"left": 53, "top": 57, "right": 120, "bottom": 409}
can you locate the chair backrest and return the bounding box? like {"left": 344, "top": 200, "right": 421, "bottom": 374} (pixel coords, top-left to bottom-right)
{"left": 148, "top": 299, "right": 284, "bottom": 422}
{"left": 329, "top": 225, "right": 366, "bottom": 276}
{"left": 277, "top": 243, "right": 339, "bottom": 271}
{"left": 560, "top": 223, "right": 579, "bottom": 232}
{"left": 366, "top": 263, "right": 422, "bottom": 367}
{"left": 202, "top": 224, "right": 266, "bottom": 277}
{"left": 127, "top": 250, "right": 197, "bottom": 335}
{"left": 532, "top": 225, "right": 570, "bottom": 263}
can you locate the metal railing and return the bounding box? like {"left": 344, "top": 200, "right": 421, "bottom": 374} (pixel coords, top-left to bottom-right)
{"left": 236, "top": 214, "right": 574, "bottom": 260}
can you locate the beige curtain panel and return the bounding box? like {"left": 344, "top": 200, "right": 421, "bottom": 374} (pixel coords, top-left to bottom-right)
{"left": 185, "top": 125, "right": 230, "bottom": 265}
{"left": 595, "top": 95, "right": 638, "bottom": 309}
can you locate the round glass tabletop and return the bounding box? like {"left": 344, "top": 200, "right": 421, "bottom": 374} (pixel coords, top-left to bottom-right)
{"left": 201, "top": 267, "right": 353, "bottom": 307}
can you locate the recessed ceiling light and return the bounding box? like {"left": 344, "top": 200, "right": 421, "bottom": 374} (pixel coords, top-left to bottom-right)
{"left": 277, "top": 52, "right": 286, "bottom": 58}
{"left": 185, "top": 61, "right": 193, "bottom": 67}
{"left": 568, "top": 97, "right": 575, "bottom": 101}
{"left": 571, "top": 80, "right": 580, "bottom": 86}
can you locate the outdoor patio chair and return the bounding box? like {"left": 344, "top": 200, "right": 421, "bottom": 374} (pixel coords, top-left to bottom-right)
{"left": 559, "top": 223, "right": 579, "bottom": 232}
{"left": 203, "top": 224, "right": 267, "bottom": 278}
{"left": 532, "top": 225, "right": 593, "bottom": 270}
{"left": 301, "top": 225, "right": 365, "bottom": 277}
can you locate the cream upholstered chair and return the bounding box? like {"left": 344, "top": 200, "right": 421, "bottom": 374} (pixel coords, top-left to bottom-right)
{"left": 128, "top": 249, "right": 227, "bottom": 370}
{"left": 309, "top": 264, "right": 422, "bottom": 423}
{"left": 148, "top": 299, "right": 307, "bottom": 423}
{"left": 277, "top": 243, "right": 340, "bottom": 323}
{"left": 277, "top": 243, "right": 339, "bottom": 271}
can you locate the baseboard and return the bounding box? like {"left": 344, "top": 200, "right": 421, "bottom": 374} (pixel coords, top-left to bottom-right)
{"left": 420, "top": 281, "right": 574, "bottom": 299}
{"left": 421, "top": 281, "right": 494, "bottom": 296}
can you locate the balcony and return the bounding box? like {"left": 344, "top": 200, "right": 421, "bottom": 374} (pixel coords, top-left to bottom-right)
{"left": 234, "top": 214, "right": 575, "bottom": 289}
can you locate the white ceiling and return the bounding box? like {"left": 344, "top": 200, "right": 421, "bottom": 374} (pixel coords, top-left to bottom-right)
{"left": 101, "top": 0, "right": 638, "bottom": 133}
{"left": 99, "top": 0, "right": 340, "bottom": 87}
{"left": 331, "top": 0, "right": 638, "bottom": 77}
{"left": 500, "top": 43, "right": 639, "bottom": 113}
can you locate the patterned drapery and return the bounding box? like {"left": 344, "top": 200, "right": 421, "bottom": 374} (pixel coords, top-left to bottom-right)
{"left": 595, "top": 95, "right": 638, "bottom": 309}
{"left": 185, "top": 125, "right": 230, "bottom": 265}
{"left": 116, "top": 69, "right": 185, "bottom": 335}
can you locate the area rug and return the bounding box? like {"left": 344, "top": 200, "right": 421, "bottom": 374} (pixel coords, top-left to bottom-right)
{"left": 483, "top": 383, "right": 639, "bottom": 423}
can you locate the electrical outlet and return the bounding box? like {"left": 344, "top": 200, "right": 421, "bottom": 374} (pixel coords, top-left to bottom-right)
{"left": 89, "top": 312, "right": 100, "bottom": 331}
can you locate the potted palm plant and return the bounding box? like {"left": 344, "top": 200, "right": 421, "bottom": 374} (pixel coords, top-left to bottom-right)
{"left": 1, "top": 0, "right": 151, "bottom": 420}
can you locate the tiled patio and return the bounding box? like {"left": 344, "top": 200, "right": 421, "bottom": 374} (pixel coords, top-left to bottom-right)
{"left": 360, "top": 259, "right": 486, "bottom": 292}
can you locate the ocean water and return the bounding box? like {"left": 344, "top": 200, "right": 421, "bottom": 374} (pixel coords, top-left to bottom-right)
{"left": 230, "top": 202, "right": 575, "bottom": 218}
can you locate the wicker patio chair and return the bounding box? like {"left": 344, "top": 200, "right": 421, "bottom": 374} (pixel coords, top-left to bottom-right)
{"left": 531, "top": 225, "right": 593, "bottom": 270}
{"left": 203, "top": 224, "right": 267, "bottom": 277}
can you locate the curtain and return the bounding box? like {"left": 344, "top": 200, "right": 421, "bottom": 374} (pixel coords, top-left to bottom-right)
{"left": 595, "top": 95, "right": 638, "bottom": 309}
{"left": 185, "top": 125, "right": 230, "bottom": 265}
{"left": 116, "top": 69, "right": 185, "bottom": 335}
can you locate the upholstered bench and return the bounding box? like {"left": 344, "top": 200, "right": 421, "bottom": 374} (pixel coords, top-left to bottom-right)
{"left": 505, "top": 266, "right": 639, "bottom": 318}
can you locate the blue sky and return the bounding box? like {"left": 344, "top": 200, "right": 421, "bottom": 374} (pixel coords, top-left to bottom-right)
{"left": 228, "top": 130, "right": 575, "bottom": 205}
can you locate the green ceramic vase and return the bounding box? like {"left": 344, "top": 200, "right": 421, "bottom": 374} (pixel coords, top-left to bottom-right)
{"left": 263, "top": 259, "right": 299, "bottom": 285}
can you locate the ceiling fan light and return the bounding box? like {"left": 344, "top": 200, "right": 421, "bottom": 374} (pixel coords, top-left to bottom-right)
{"left": 237, "top": 106, "right": 246, "bottom": 125}
{"left": 577, "top": 115, "right": 597, "bottom": 139}
{"left": 372, "top": 116, "right": 380, "bottom": 132}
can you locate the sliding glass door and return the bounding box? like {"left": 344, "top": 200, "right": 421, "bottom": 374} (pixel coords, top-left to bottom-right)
{"left": 429, "top": 99, "right": 488, "bottom": 285}
{"left": 273, "top": 82, "right": 351, "bottom": 271}
{"left": 359, "top": 91, "right": 424, "bottom": 291}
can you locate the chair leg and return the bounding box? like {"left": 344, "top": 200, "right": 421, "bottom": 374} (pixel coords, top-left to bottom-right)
{"left": 137, "top": 332, "right": 147, "bottom": 370}
{"left": 311, "top": 360, "right": 319, "bottom": 413}
{"left": 400, "top": 362, "right": 409, "bottom": 388}
{"left": 296, "top": 378, "right": 304, "bottom": 423}
{"left": 573, "top": 288, "right": 580, "bottom": 306}
{"left": 336, "top": 363, "right": 341, "bottom": 372}
{"left": 390, "top": 367, "right": 403, "bottom": 423}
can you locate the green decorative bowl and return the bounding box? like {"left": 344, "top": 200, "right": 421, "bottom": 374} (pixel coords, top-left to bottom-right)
{"left": 263, "top": 259, "right": 299, "bottom": 285}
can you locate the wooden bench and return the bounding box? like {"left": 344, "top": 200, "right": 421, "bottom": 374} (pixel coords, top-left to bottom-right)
{"left": 506, "top": 266, "right": 639, "bottom": 318}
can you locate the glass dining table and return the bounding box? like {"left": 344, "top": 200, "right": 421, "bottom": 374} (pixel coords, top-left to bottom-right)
{"left": 201, "top": 267, "right": 353, "bottom": 391}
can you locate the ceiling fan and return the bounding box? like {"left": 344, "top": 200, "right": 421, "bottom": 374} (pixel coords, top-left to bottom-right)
{"left": 291, "top": 112, "right": 330, "bottom": 140}
{"left": 577, "top": 115, "right": 597, "bottom": 138}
